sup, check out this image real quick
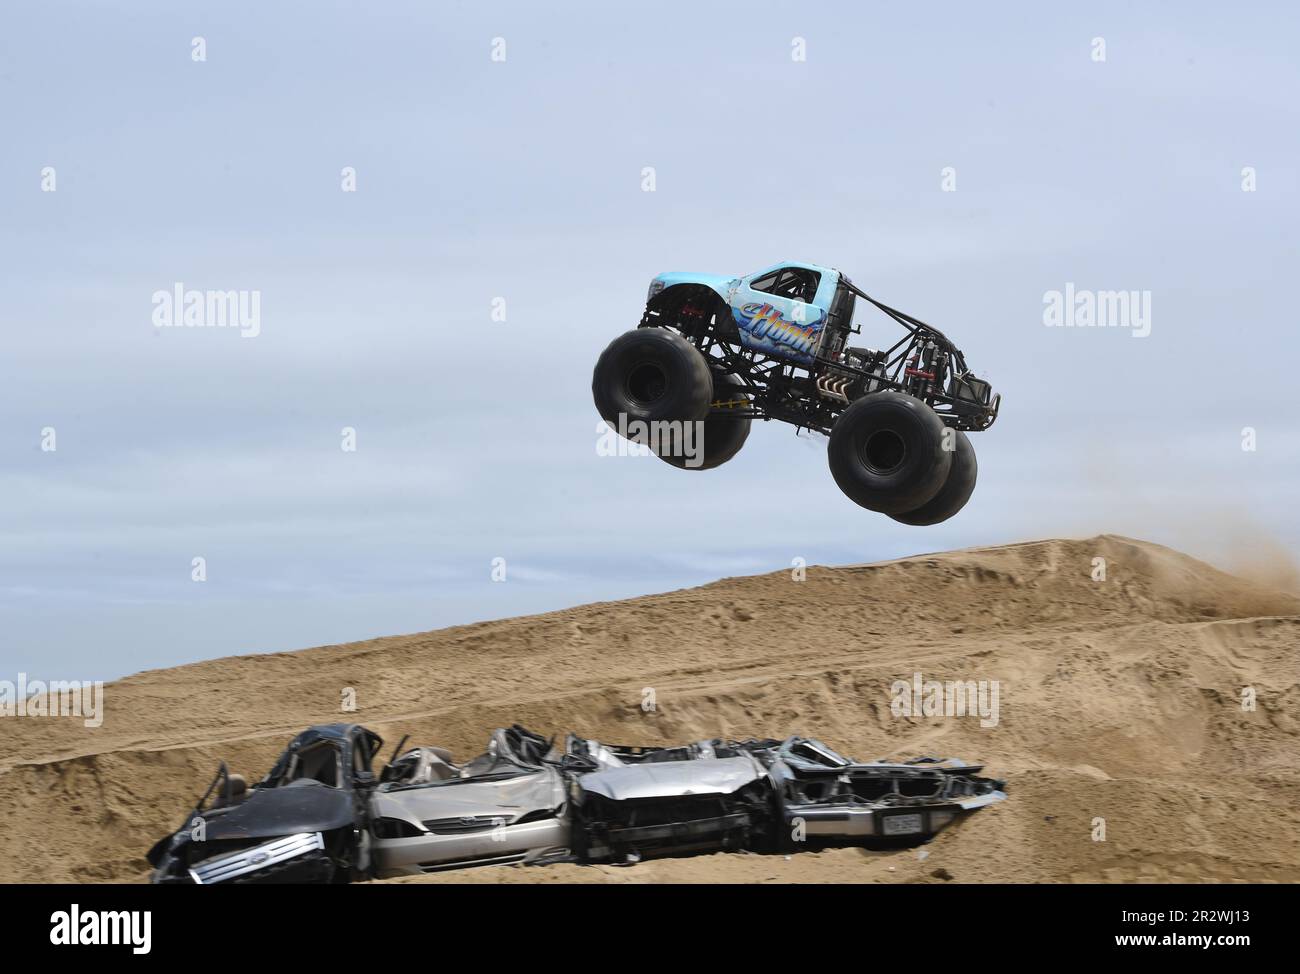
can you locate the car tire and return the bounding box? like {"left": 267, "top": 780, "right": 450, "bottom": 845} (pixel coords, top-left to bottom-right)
{"left": 888, "top": 430, "right": 978, "bottom": 526}
{"left": 592, "top": 327, "right": 713, "bottom": 429}
{"left": 658, "top": 371, "right": 752, "bottom": 470}
{"left": 827, "top": 392, "right": 951, "bottom": 514}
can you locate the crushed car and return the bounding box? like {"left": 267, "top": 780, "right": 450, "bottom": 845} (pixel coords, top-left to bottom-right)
{"left": 747, "top": 737, "right": 1007, "bottom": 846}
{"left": 369, "top": 725, "right": 570, "bottom": 876}
{"left": 147, "top": 723, "right": 1006, "bottom": 882}
{"left": 561, "top": 736, "right": 775, "bottom": 863}
{"left": 148, "top": 724, "right": 571, "bottom": 883}
{"left": 561, "top": 733, "right": 1006, "bottom": 862}
{"left": 147, "top": 723, "right": 383, "bottom": 884}
{"left": 592, "top": 262, "right": 1000, "bottom": 523}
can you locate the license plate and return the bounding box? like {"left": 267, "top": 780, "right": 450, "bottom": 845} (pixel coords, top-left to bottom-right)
{"left": 881, "top": 813, "right": 923, "bottom": 836}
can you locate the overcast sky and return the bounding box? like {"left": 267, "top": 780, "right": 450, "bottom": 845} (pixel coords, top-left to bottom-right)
{"left": 3, "top": 1, "right": 1297, "bottom": 681}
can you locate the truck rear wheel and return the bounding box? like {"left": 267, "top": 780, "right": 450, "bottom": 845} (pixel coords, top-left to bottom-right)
{"left": 827, "top": 392, "right": 951, "bottom": 514}
{"left": 593, "top": 327, "right": 713, "bottom": 429}
{"left": 658, "top": 371, "right": 751, "bottom": 470}
{"left": 889, "top": 430, "right": 977, "bottom": 525}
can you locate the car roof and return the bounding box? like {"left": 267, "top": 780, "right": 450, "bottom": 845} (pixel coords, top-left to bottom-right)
{"left": 288, "top": 723, "right": 381, "bottom": 750}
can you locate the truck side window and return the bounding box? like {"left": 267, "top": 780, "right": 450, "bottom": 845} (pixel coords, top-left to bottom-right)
{"left": 775, "top": 269, "right": 821, "bottom": 303}
{"left": 752, "top": 268, "right": 821, "bottom": 304}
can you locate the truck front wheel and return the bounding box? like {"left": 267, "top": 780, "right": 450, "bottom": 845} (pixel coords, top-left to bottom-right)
{"left": 593, "top": 327, "right": 713, "bottom": 429}
{"left": 827, "top": 392, "right": 951, "bottom": 514}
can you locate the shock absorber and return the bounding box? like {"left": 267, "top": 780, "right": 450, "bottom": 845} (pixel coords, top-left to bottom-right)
{"left": 905, "top": 340, "right": 938, "bottom": 397}
{"left": 932, "top": 347, "right": 949, "bottom": 398}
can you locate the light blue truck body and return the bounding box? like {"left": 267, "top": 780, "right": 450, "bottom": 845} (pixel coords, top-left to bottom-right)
{"left": 648, "top": 261, "right": 842, "bottom": 367}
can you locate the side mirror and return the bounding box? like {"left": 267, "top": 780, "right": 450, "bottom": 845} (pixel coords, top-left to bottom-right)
{"left": 228, "top": 774, "right": 248, "bottom": 798}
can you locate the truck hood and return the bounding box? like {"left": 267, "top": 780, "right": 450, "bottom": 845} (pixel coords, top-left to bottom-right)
{"left": 651, "top": 271, "right": 738, "bottom": 299}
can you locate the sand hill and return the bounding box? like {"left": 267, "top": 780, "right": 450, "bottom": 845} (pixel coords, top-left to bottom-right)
{"left": 3, "top": 535, "right": 1298, "bottom": 884}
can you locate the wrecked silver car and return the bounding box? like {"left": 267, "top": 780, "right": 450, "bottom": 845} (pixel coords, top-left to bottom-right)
{"left": 748, "top": 737, "right": 1007, "bottom": 844}
{"left": 370, "top": 725, "right": 570, "bottom": 876}
{"left": 562, "top": 734, "right": 1006, "bottom": 862}
{"left": 563, "top": 737, "right": 774, "bottom": 862}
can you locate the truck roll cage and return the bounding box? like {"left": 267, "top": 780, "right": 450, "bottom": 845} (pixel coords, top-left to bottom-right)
{"left": 643, "top": 276, "right": 1000, "bottom": 436}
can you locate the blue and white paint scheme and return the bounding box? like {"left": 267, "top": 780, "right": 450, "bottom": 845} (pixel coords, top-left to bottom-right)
{"left": 648, "top": 261, "right": 840, "bottom": 367}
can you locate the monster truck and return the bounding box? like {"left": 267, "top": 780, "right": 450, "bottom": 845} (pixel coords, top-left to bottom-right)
{"left": 591, "top": 262, "right": 1000, "bottom": 524}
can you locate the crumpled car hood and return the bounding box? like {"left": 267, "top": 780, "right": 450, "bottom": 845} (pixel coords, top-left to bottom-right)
{"left": 578, "top": 756, "right": 764, "bottom": 801}
{"left": 197, "top": 782, "right": 358, "bottom": 842}
{"left": 374, "top": 770, "right": 562, "bottom": 824}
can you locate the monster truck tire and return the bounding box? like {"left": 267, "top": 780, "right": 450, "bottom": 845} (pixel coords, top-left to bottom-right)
{"left": 827, "top": 391, "right": 951, "bottom": 514}
{"left": 658, "top": 371, "right": 751, "bottom": 470}
{"left": 889, "top": 430, "right": 977, "bottom": 526}
{"left": 593, "top": 327, "right": 713, "bottom": 430}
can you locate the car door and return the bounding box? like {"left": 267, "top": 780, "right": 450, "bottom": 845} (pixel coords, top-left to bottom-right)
{"left": 729, "top": 265, "right": 834, "bottom": 365}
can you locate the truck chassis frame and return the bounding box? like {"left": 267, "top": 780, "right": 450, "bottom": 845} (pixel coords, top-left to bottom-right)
{"left": 641, "top": 280, "right": 1000, "bottom": 436}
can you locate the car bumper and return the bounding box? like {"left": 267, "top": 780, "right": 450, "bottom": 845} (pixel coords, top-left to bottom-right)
{"left": 582, "top": 810, "right": 755, "bottom": 862}
{"left": 787, "top": 797, "right": 1002, "bottom": 840}
{"left": 372, "top": 818, "right": 569, "bottom": 877}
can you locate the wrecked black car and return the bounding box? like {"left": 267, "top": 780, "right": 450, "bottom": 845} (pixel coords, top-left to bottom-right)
{"left": 147, "top": 724, "right": 383, "bottom": 884}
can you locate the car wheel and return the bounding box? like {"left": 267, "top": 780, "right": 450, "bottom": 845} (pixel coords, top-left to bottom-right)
{"left": 827, "top": 392, "right": 951, "bottom": 514}
{"left": 592, "top": 327, "right": 713, "bottom": 429}
{"left": 889, "top": 430, "right": 977, "bottom": 525}
{"left": 657, "top": 371, "right": 752, "bottom": 470}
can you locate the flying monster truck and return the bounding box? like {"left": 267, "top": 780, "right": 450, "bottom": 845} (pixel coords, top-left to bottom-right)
{"left": 591, "top": 262, "right": 1000, "bottom": 524}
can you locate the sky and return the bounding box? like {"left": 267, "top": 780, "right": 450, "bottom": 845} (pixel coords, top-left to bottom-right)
{"left": 2, "top": 1, "right": 1298, "bottom": 681}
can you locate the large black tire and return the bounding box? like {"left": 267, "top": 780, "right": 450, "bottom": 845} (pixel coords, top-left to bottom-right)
{"left": 592, "top": 327, "right": 713, "bottom": 428}
{"left": 889, "top": 430, "right": 977, "bottom": 526}
{"left": 658, "top": 371, "right": 752, "bottom": 470}
{"left": 827, "top": 391, "right": 951, "bottom": 514}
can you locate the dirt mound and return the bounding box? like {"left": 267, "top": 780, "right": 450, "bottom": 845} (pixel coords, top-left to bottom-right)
{"left": 3, "top": 535, "right": 1298, "bottom": 883}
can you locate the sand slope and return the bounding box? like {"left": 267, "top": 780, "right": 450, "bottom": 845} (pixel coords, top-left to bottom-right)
{"left": 3, "top": 535, "right": 1298, "bottom": 884}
